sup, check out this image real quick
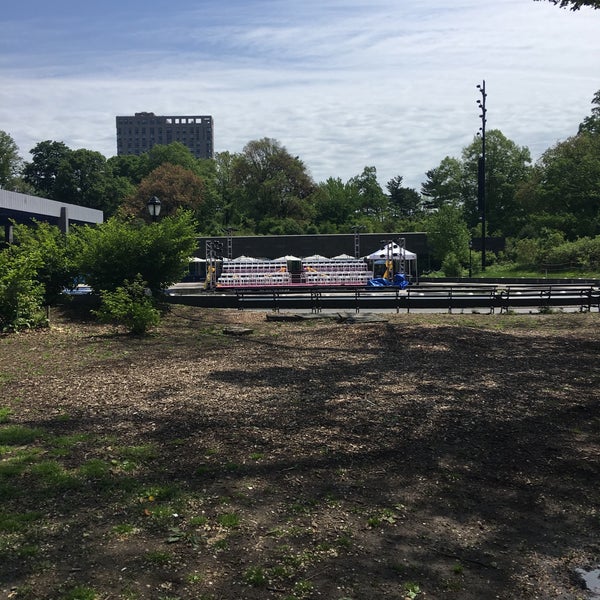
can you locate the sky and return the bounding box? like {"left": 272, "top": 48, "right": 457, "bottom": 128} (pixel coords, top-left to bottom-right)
{"left": 1, "top": 0, "right": 599, "bottom": 190}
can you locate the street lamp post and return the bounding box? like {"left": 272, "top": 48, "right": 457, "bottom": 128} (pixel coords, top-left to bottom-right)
{"left": 147, "top": 196, "right": 162, "bottom": 222}
{"left": 476, "top": 80, "right": 487, "bottom": 272}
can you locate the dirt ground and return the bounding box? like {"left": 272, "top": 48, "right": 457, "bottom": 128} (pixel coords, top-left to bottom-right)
{"left": 0, "top": 305, "right": 599, "bottom": 600}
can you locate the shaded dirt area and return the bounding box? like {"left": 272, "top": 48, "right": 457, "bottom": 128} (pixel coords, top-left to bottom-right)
{"left": 0, "top": 306, "right": 599, "bottom": 600}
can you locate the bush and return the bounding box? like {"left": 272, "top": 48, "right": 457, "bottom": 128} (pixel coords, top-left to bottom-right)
{"left": 12, "top": 221, "right": 78, "bottom": 304}
{"left": 0, "top": 244, "right": 47, "bottom": 332}
{"left": 441, "top": 252, "right": 465, "bottom": 277}
{"left": 74, "top": 210, "right": 198, "bottom": 296}
{"left": 94, "top": 275, "right": 161, "bottom": 335}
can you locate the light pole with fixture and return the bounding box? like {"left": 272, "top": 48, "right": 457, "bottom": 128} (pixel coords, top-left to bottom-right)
{"left": 147, "top": 196, "right": 162, "bottom": 222}
{"left": 476, "top": 80, "right": 487, "bottom": 272}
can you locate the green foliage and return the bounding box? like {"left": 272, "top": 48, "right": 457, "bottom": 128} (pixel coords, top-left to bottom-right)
{"left": 421, "top": 156, "right": 464, "bottom": 209}
{"left": 12, "top": 221, "right": 78, "bottom": 304}
{"left": 461, "top": 130, "right": 532, "bottom": 236}
{"left": 534, "top": 0, "right": 600, "bottom": 10}
{"left": 0, "top": 130, "right": 23, "bottom": 189}
{"left": 441, "top": 252, "right": 465, "bottom": 277}
{"left": 232, "top": 138, "right": 315, "bottom": 227}
{"left": 23, "top": 140, "right": 72, "bottom": 198}
{"left": 348, "top": 166, "right": 388, "bottom": 221}
{"left": 425, "top": 204, "right": 470, "bottom": 267}
{"left": 94, "top": 275, "right": 161, "bottom": 335}
{"left": 74, "top": 210, "right": 198, "bottom": 295}
{"left": 0, "top": 243, "right": 47, "bottom": 332}
{"left": 524, "top": 131, "right": 600, "bottom": 239}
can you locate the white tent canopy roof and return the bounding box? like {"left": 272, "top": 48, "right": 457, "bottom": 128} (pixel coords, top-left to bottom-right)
{"left": 331, "top": 253, "right": 356, "bottom": 260}
{"left": 273, "top": 255, "right": 301, "bottom": 261}
{"left": 232, "top": 255, "right": 260, "bottom": 262}
{"left": 303, "top": 254, "right": 331, "bottom": 261}
{"left": 365, "top": 242, "right": 417, "bottom": 261}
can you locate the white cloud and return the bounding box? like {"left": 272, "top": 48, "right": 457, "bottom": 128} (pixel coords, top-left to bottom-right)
{"left": 0, "top": 0, "right": 599, "bottom": 190}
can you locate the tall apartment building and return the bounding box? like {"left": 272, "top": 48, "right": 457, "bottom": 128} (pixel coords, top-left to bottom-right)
{"left": 116, "top": 112, "right": 214, "bottom": 159}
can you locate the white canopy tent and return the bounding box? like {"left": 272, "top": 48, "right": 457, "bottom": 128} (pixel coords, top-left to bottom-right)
{"left": 303, "top": 254, "right": 331, "bottom": 261}
{"left": 365, "top": 242, "right": 416, "bottom": 261}
{"left": 232, "top": 255, "right": 260, "bottom": 262}
{"left": 365, "top": 242, "right": 418, "bottom": 280}
{"left": 331, "top": 253, "right": 356, "bottom": 260}
{"left": 273, "top": 255, "right": 302, "bottom": 262}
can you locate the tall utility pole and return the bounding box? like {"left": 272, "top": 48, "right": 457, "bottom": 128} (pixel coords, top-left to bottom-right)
{"left": 477, "top": 80, "right": 487, "bottom": 272}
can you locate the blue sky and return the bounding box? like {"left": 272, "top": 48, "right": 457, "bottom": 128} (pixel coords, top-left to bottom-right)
{"left": 1, "top": 0, "right": 599, "bottom": 189}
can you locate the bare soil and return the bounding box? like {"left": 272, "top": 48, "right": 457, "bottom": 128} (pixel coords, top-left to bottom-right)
{"left": 0, "top": 305, "right": 599, "bottom": 600}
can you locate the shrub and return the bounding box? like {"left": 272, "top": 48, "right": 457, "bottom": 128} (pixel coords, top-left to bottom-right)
{"left": 94, "top": 275, "right": 160, "bottom": 335}
{"left": 0, "top": 245, "right": 47, "bottom": 332}
{"left": 441, "top": 252, "right": 465, "bottom": 277}
{"left": 12, "top": 221, "right": 78, "bottom": 304}
{"left": 74, "top": 210, "right": 198, "bottom": 296}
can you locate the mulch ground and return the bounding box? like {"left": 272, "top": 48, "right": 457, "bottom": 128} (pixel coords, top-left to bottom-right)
{"left": 0, "top": 305, "right": 599, "bottom": 600}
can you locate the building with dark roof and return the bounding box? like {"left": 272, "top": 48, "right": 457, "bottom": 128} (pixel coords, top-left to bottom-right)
{"left": 1, "top": 189, "right": 103, "bottom": 243}
{"left": 116, "top": 112, "right": 214, "bottom": 159}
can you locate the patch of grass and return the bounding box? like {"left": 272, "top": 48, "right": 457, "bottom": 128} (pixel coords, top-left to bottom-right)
{"left": 139, "top": 484, "right": 181, "bottom": 502}
{"left": 243, "top": 566, "right": 268, "bottom": 587}
{"left": 78, "top": 459, "right": 111, "bottom": 480}
{"left": 0, "top": 461, "right": 26, "bottom": 479}
{"left": 0, "top": 372, "right": 13, "bottom": 385}
{"left": 112, "top": 523, "right": 138, "bottom": 536}
{"left": 0, "top": 510, "right": 42, "bottom": 533}
{"left": 117, "top": 444, "right": 159, "bottom": 463}
{"left": 452, "top": 562, "right": 464, "bottom": 575}
{"left": 292, "top": 580, "right": 314, "bottom": 597}
{"left": 30, "top": 460, "right": 81, "bottom": 492}
{"left": 0, "top": 425, "right": 44, "bottom": 445}
{"left": 217, "top": 512, "right": 240, "bottom": 528}
{"left": 60, "top": 585, "right": 98, "bottom": 600}
{"left": 0, "top": 407, "right": 12, "bottom": 423}
{"left": 145, "top": 550, "right": 172, "bottom": 564}
{"left": 16, "top": 543, "right": 40, "bottom": 557}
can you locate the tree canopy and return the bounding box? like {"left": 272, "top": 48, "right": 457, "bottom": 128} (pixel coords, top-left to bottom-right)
{"left": 534, "top": 0, "right": 600, "bottom": 9}
{"left": 0, "top": 130, "right": 22, "bottom": 190}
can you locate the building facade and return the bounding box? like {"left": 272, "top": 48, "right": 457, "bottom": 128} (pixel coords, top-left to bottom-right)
{"left": 116, "top": 112, "right": 214, "bottom": 159}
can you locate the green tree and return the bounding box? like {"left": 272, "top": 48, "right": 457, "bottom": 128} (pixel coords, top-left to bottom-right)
{"left": 53, "top": 149, "right": 131, "bottom": 216}
{"left": 521, "top": 132, "right": 600, "bottom": 238}
{"left": 348, "top": 166, "right": 387, "bottom": 222}
{"left": 420, "top": 157, "right": 465, "bottom": 210}
{"left": 74, "top": 211, "right": 198, "bottom": 296}
{"left": 212, "top": 151, "right": 240, "bottom": 230}
{"left": 533, "top": 0, "right": 600, "bottom": 9}
{"left": 311, "top": 177, "right": 359, "bottom": 231}
{"left": 107, "top": 154, "right": 145, "bottom": 185}
{"left": 0, "top": 131, "right": 23, "bottom": 190}
{"left": 461, "top": 130, "right": 532, "bottom": 236}
{"left": 142, "top": 142, "right": 203, "bottom": 178}
{"left": 23, "top": 140, "right": 72, "bottom": 198}
{"left": 425, "top": 204, "right": 471, "bottom": 267}
{"left": 232, "top": 138, "right": 315, "bottom": 231}
{"left": 578, "top": 89, "right": 600, "bottom": 135}
{"left": 386, "top": 175, "right": 421, "bottom": 218}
